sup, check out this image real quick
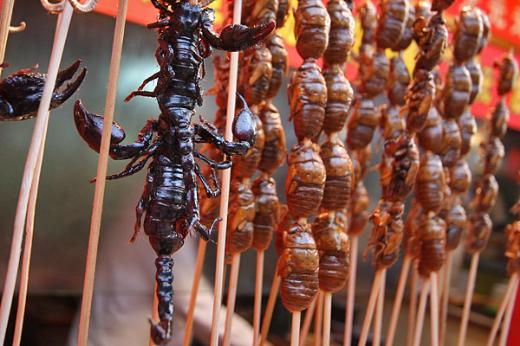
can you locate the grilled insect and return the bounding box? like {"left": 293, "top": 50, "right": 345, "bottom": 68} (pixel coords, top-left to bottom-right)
{"left": 348, "top": 181, "right": 370, "bottom": 236}
{"left": 439, "top": 118, "right": 462, "bottom": 168}
{"left": 476, "top": 10, "right": 490, "bottom": 54}
{"left": 418, "top": 107, "right": 443, "bottom": 154}
{"left": 294, "top": 0, "right": 330, "bottom": 60}
{"left": 266, "top": 33, "right": 289, "bottom": 99}
{"left": 0, "top": 60, "right": 86, "bottom": 121}
{"left": 449, "top": 158, "right": 471, "bottom": 194}
{"left": 467, "top": 211, "right": 492, "bottom": 253}
{"left": 388, "top": 53, "right": 411, "bottom": 106}
{"left": 346, "top": 97, "right": 379, "bottom": 150}
{"left": 458, "top": 109, "right": 477, "bottom": 156}
{"left": 505, "top": 220, "right": 520, "bottom": 275}
{"left": 252, "top": 175, "right": 282, "bottom": 251}
{"left": 404, "top": 201, "right": 422, "bottom": 257}
{"left": 278, "top": 219, "right": 319, "bottom": 312}
{"left": 359, "top": 0, "right": 377, "bottom": 46}
{"left": 417, "top": 212, "right": 446, "bottom": 277}
{"left": 324, "top": 0, "right": 355, "bottom": 65}
{"left": 415, "top": 151, "right": 446, "bottom": 213}
{"left": 247, "top": 0, "right": 278, "bottom": 27}
{"left": 472, "top": 174, "right": 499, "bottom": 212}
{"left": 323, "top": 64, "right": 354, "bottom": 135}
{"left": 312, "top": 211, "right": 350, "bottom": 292}
{"left": 73, "top": 2, "right": 274, "bottom": 343}
{"left": 258, "top": 102, "right": 287, "bottom": 174}
{"left": 496, "top": 50, "right": 519, "bottom": 96}
{"left": 466, "top": 58, "right": 483, "bottom": 105}
{"left": 413, "top": 13, "right": 448, "bottom": 74}
{"left": 276, "top": 0, "right": 290, "bottom": 28}
{"left": 320, "top": 137, "right": 353, "bottom": 210}
{"left": 453, "top": 6, "right": 483, "bottom": 63}
{"left": 482, "top": 137, "right": 505, "bottom": 175}
{"left": 392, "top": 4, "right": 415, "bottom": 51}
{"left": 444, "top": 198, "right": 467, "bottom": 251}
{"left": 239, "top": 45, "right": 273, "bottom": 106}
{"left": 381, "top": 105, "right": 406, "bottom": 142}
{"left": 361, "top": 49, "right": 390, "bottom": 97}
{"left": 405, "top": 69, "right": 436, "bottom": 133}
{"left": 490, "top": 99, "right": 510, "bottom": 139}
{"left": 431, "top": 0, "right": 455, "bottom": 13}
{"left": 376, "top": 0, "right": 409, "bottom": 50}
{"left": 441, "top": 64, "right": 471, "bottom": 119}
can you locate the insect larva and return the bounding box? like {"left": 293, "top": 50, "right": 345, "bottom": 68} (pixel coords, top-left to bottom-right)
{"left": 458, "top": 109, "right": 477, "bottom": 157}
{"left": 441, "top": 64, "right": 471, "bottom": 119}
{"left": 252, "top": 175, "right": 282, "bottom": 251}
{"left": 346, "top": 98, "right": 379, "bottom": 150}
{"left": 466, "top": 58, "right": 483, "bottom": 105}
{"left": 258, "top": 102, "right": 287, "bottom": 174}
{"left": 415, "top": 151, "right": 446, "bottom": 213}
{"left": 417, "top": 212, "right": 446, "bottom": 277}
{"left": 439, "top": 118, "right": 462, "bottom": 168}
{"left": 323, "top": 64, "right": 354, "bottom": 135}
{"left": 348, "top": 181, "right": 370, "bottom": 236}
{"left": 361, "top": 49, "right": 390, "bottom": 97}
{"left": 320, "top": 138, "right": 354, "bottom": 211}
{"left": 417, "top": 107, "right": 443, "bottom": 154}
{"left": 467, "top": 211, "right": 492, "bottom": 253}
{"left": 482, "top": 137, "right": 505, "bottom": 176}
{"left": 324, "top": 0, "right": 355, "bottom": 65}
{"left": 294, "top": 0, "right": 331, "bottom": 60}
{"left": 392, "top": 4, "right": 415, "bottom": 52}
{"left": 388, "top": 53, "right": 411, "bottom": 107}
{"left": 448, "top": 159, "right": 471, "bottom": 194}
{"left": 266, "top": 33, "right": 289, "bottom": 99}
{"left": 453, "top": 6, "right": 483, "bottom": 63}
{"left": 376, "top": 0, "right": 409, "bottom": 50}
{"left": 444, "top": 199, "right": 467, "bottom": 251}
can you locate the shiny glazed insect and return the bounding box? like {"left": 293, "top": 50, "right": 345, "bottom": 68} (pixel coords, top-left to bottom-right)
{"left": 388, "top": 53, "right": 411, "bottom": 106}
{"left": 376, "top": 0, "right": 409, "bottom": 50}
{"left": 73, "top": 1, "right": 274, "bottom": 343}
{"left": 441, "top": 64, "right": 471, "bottom": 119}
{"left": 439, "top": 118, "right": 462, "bottom": 168}
{"left": 381, "top": 105, "right": 406, "bottom": 142}
{"left": 467, "top": 211, "right": 492, "bottom": 253}
{"left": 490, "top": 99, "right": 510, "bottom": 139}
{"left": 449, "top": 158, "right": 471, "bottom": 194}
{"left": 0, "top": 60, "right": 86, "bottom": 121}
{"left": 239, "top": 45, "right": 273, "bottom": 107}
{"left": 324, "top": 0, "right": 355, "bottom": 65}
{"left": 323, "top": 64, "right": 354, "bottom": 135}
{"left": 466, "top": 58, "right": 483, "bottom": 105}
{"left": 453, "top": 6, "right": 483, "bottom": 63}
{"left": 266, "top": 33, "right": 289, "bottom": 99}
{"left": 413, "top": 13, "right": 448, "bottom": 74}
{"left": 458, "top": 109, "right": 477, "bottom": 156}
{"left": 505, "top": 220, "right": 520, "bottom": 275}
{"left": 359, "top": 0, "right": 377, "bottom": 46}
{"left": 392, "top": 4, "right": 415, "bottom": 52}
{"left": 405, "top": 69, "right": 436, "bottom": 133}
{"left": 320, "top": 137, "right": 353, "bottom": 211}
{"left": 348, "top": 181, "right": 370, "bottom": 236}
{"left": 346, "top": 97, "right": 379, "bottom": 150}
{"left": 258, "top": 102, "right": 287, "bottom": 174}
{"left": 418, "top": 107, "right": 443, "bottom": 154}
{"left": 417, "top": 212, "right": 446, "bottom": 277}
{"left": 415, "top": 151, "right": 446, "bottom": 213}
{"left": 482, "top": 137, "right": 505, "bottom": 175}
{"left": 472, "top": 174, "right": 499, "bottom": 212}
{"left": 443, "top": 199, "right": 467, "bottom": 251}
{"left": 232, "top": 113, "right": 265, "bottom": 179}
{"left": 294, "top": 0, "right": 331, "bottom": 60}
{"left": 496, "top": 51, "right": 519, "bottom": 96}
{"left": 252, "top": 175, "right": 282, "bottom": 251}
{"left": 361, "top": 49, "right": 390, "bottom": 97}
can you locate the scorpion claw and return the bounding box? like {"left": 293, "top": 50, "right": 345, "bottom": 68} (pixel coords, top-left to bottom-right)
{"left": 51, "top": 67, "right": 87, "bottom": 109}
{"left": 217, "top": 21, "right": 276, "bottom": 51}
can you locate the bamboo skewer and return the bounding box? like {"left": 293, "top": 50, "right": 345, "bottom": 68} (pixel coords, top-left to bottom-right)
{"left": 407, "top": 262, "right": 418, "bottom": 346}
{"left": 412, "top": 277, "right": 430, "bottom": 346}
{"left": 0, "top": 0, "right": 16, "bottom": 78}
{"left": 76, "top": 1, "right": 127, "bottom": 344}
{"left": 385, "top": 255, "right": 411, "bottom": 346}
{"left": 300, "top": 295, "right": 317, "bottom": 345}
{"left": 344, "top": 235, "right": 359, "bottom": 346}
{"left": 183, "top": 240, "right": 207, "bottom": 346}
{"left": 259, "top": 274, "right": 281, "bottom": 346}
{"left": 430, "top": 273, "right": 440, "bottom": 346}
{"left": 498, "top": 276, "right": 519, "bottom": 346}
{"left": 253, "top": 251, "right": 265, "bottom": 346}
{"left": 209, "top": 0, "right": 242, "bottom": 343}
{"left": 314, "top": 291, "right": 324, "bottom": 346}
{"left": 358, "top": 269, "right": 384, "bottom": 346}
{"left": 439, "top": 252, "right": 453, "bottom": 346}
{"left": 322, "top": 293, "right": 332, "bottom": 346}
{"left": 457, "top": 252, "right": 480, "bottom": 346}
{"left": 291, "top": 312, "right": 302, "bottom": 346}
{"left": 373, "top": 270, "right": 386, "bottom": 346}
{"left": 0, "top": 4, "right": 73, "bottom": 344}
{"left": 222, "top": 254, "right": 241, "bottom": 346}
{"left": 487, "top": 273, "right": 519, "bottom": 346}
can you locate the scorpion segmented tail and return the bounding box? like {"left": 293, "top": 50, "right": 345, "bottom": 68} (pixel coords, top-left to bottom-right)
{"left": 151, "top": 255, "right": 174, "bottom": 346}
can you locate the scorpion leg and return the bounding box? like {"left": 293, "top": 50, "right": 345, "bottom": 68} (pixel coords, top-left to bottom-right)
{"left": 194, "top": 163, "right": 220, "bottom": 198}
{"left": 194, "top": 151, "right": 232, "bottom": 170}
{"left": 110, "top": 119, "right": 157, "bottom": 159}
{"left": 194, "top": 123, "right": 250, "bottom": 156}
{"left": 124, "top": 90, "right": 156, "bottom": 103}
{"left": 131, "top": 170, "right": 152, "bottom": 242}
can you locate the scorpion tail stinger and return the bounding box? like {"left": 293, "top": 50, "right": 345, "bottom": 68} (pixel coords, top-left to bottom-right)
{"left": 150, "top": 255, "right": 174, "bottom": 346}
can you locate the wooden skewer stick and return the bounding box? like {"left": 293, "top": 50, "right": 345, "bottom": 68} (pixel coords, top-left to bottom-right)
{"left": 487, "top": 273, "right": 519, "bottom": 346}
{"left": 253, "top": 250, "right": 265, "bottom": 346}
{"left": 373, "top": 270, "right": 387, "bottom": 346}
{"left": 498, "top": 275, "right": 520, "bottom": 346}
{"left": 149, "top": 282, "right": 159, "bottom": 346}
{"left": 77, "top": 2, "right": 128, "bottom": 344}
{"left": 314, "top": 291, "right": 324, "bottom": 346}
{"left": 412, "top": 277, "right": 431, "bottom": 346}
{"left": 406, "top": 262, "right": 418, "bottom": 346}
{"left": 291, "top": 312, "right": 302, "bottom": 346}
{"left": 259, "top": 274, "right": 281, "bottom": 346}
{"left": 457, "top": 252, "right": 480, "bottom": 346}
{"left": 385, "top": 255, "right": 412, "bottom": 346}
{"left": 300, "top": 295, "right": 317, "bottom": 345}
{"left": 439, "top": 252, "right": 453, "bottom": 346}
{"left": 183, "top": 240, "right": 208, "bottom": 346}
{"left": 222, "top": 254, "right": 241, "bottom": 346}
{"left": 0, "top": 0, "right": 15, "bottom": 78}
{"left": 358, "top": 269, "right": 384, "bottom": 346}
{"left": 322, "top": 293, "right": 332, "bottom": 346}
{"left": 429, "top": 272, "right": 440, "bottom": 346}
{"left": 344, "top": 235, "right": 359, "bottom": 346}
{"left": 209, "top": 0, "right": 242, "bottom": 343}
{"left": 0, "top": 4, "right": 73, "bottom": 344}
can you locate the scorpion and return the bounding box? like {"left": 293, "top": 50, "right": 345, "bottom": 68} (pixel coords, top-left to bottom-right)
{"left": 73, "top": 0, "right": 274, "bottom": 344}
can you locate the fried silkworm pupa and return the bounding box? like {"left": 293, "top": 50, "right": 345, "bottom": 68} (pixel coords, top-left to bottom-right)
{"left": 232, "top": 113, "right": 265, "bottom": 179}
{"left": 482, "top": 137, "right": 505, "bottom": 175}
{"left": 380, "top": 135, "right": 419, "bottom": 202}
{"left": 359, "top": 0, "right": 377, "bottom": 45}
{"left": 312, "top": 211, "right": 350, "bottom": 293}
{"left": 413, "top": 13, "right": 448, "bottom": 74}
{"left": 449, "top": 158, "right": 471, "bottom": 194}
{"left": 258, "top": 102, "right": 287, "bottom": 174}
{"left": 362, "top": 49, "right": 390, "bottom": 97}
{"left": 441, "top": 64, "right": 471, "bottom": 119}
{"left": 405, "top": 69, "right": 436, "bottom": 133}
{"left": 276, "top": 0, "right": 290, "bottom": 28}
{"left": 367, "top": 200, "right": 405, "bottom": 270}
{"left": 404, "top": 201, "right": 422, "bottom": 258}
{"left": 392, "top": 4, "right": 415, "bottom": 52}
{"left": 288, "top": 59, "right": 327, "bottom": 141}
{"left": 252, "top": 175, "right": 282, "bottom": 251}
{"left": 388, "top": 53, "right": 411, "bottom": 106}
{"left": 417, "top": 212, "right": 446, "bottom": 277}
{"left": 416, "top": 151, "right": 446, "bottom": 213}
{"left": 324, "top": 0, "right": 355, "bottom": 65}
{"left": 294, "top": 0, "right": 331, "bottom": 60}
{"left": 444, "top": 199, "right": 467, "bottom": 251}
{"left": 466, "top": 58, "right": 483, "bottom": 105}
{"left": 278, "top": 220, "right": 319, "bottom": 312}
{"left": 348, "top": 181, "right": 370, "bottom": 236}
{"left": 266, "top": 33, "right": 289, "bottom": 99}
{"left": 286, "top": 141, "right": 326, "bottom": 219}
{"left": 467, "top": 211, "right": 492, "bottom": 253}
{"left": 323, "top": 64, "right": 354, "bottom": 134}
{"left": 453, "top": 6, "right": 483, "bottom": 63}
{"left": 418, "top": 107, "right": 443, "bottom": 154}
{"left": 472, "top": 174, "right": 499, "bottom": 212}
{"left": 490, "top": 98, "right": 510, "bottom": 139}
{"left": 439, "top": 118, "right": 462, "bottom": 168}
{"left": 505, "top": 221, "right": 520, "bottom": 276}
{"left": 376, "top": 0, "right": 409, "bottom": 50}
{"left": 458, "top": 109, "right": 477, "bottom": 156}
{"left": 346, "top": 97, "right": 379, "bottom": 150}
{"left": 496, "top": 51, "right": 519, "bottom": 96}
{"left": 225, "top": 180, "right": 256, "bottom": 262}
{"left": 320, "top": 137, "right": 353, "bottom": 210}
{"left": 476, "top": 11, "right": 490, "bottom": 54}
{"left": 381, "top": 104, "right": 406, "bottom": 142}
{"left": 239, "top": 45, "right": 273, "bottom": 107}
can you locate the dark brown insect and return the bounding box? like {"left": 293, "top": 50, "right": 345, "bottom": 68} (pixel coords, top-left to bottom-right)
{"left": 258, "top": 102, "right": 287, "bottom": 174}
{"left": 416, "top": 151, "right": 446, "bottom": 213}
{"left": 472, "top": 174, "right": 499, "bottom": 212}
{"left": 413, "top": 13, "right": 448, "bottom": 74}
{"left": 496, "top": 50, "right": 519, "bottom": 96}
{"left": 490, "top": 99, "right": 510, "bottom": 139}
{"left": 278, "top": 220, "right": 319, "bottom": 312}
{"left": 294, "top": 0, "right": 331, "bottom": 60}
{"left": 441, "top": 64, "right": 471, "bottom": 119}
{"left": 312, "top": 211, "right": 350, "bottom": 292}
{"left": 482, "top": 137, "right": 505, "bottom": 175}
{"left": 367, "top": 200, "right": 405, "bottom": 270}
{"left": 453, "top": 6, "right": 483, "bottom": 63}
{"left": 392, "top": 4, "right": 415, "bottom": 52}
{"left": 448, "top": 158, "right": 471, "bottom": 194}
{"left": 348, "top": 181, "right": 370, "bottom": 236}
{"left": 252, "top": 175, "right": 282, "bottom": 251}
{"left": 414, "top": 0, "right": 432, "bottom": 22}
{"left": 418, "top": 107, "right": 443, "bottom": 154}
{"left": 466, "top": 58, "right": 483, "bottom": 105}
{"left": 359, "top": 0, "right": 378, "bottom": 46}
{"left": 323, "top": 64, "right": 354, "bottom": 135}
{"left": 266, "top": 33, "right": 289, "bottom": 99}
{"left": 361, "top": 49, "right": 390, "bottom": 97}
{"left": 346, "top": 97, "right": 379, "bottom": 150}
{"left": 288, "top": 60, "right": 327, "bottom": 141}
{"left": 458, "top": 109, "right": 477, "bottom": 156}
{"left": 381, "top": 105, "right": 406, "bottom": 142}
{"left": 388, "top": 53, "right": 411, "bottom": 106}
{"left": 439, "top": 118, "right": 462, "bottom": 167}
{"left": 320, "top": 137, "right": 354, "bottom": 210}
{"left": 286, "top": 141, "right": 326, "bottom": 219}
{"left": 476, "top": 10, "right": 490, "bottom": 54}
{"left": 239, "top": 45, "right": 273, "bottom": 107}
{"left": 324, "top": 0, "right": 355, "bottom": 65}
{"left": 467, "top": 211, "right": 492, "bottom": 253}
{"left": 232, "top": 113, "right": 265, "bottom": 179}
{"left": 417, "top": 212, "right": 446, "bottom": 277}
{"left": 276, "top": 0, "right": 290, "bottom": 28}
{"left": 505, "top": 220, "right": 520, "bottom": 276}
{"left": 405, "top": 69, "right": 436, "bottom": 133}
{"left": 443, "top": 198, "right": 467, "bottom": 251}
{"left": 376, "top": 0, "right": 409, "bottom": 50}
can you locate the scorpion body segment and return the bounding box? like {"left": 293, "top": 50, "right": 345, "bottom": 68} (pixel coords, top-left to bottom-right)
{"left": 294, "top": 0, "right": 331, "bottom": 60}
{"left": 417, "top": 212, "right": 446, "bottom": 277}
{"left": 324, "top": 0, "right": 355, "bottom": 65}
{"left": 346, "top": 98, "right": 379, "bottom": 150}
{"left": 323, "top": 64, "right": 354, "bottom": 135}
{"left": 232, "top": 113, "right": 265, "bottom": 179}
{"left": 320, "top": 137, "right": 353, "bottom": 211}
{"left": 376, "top": 0, "right": 409, "bottom": 50}
{"left": 453, "top": 6, "right": 483, "bottom": 64}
